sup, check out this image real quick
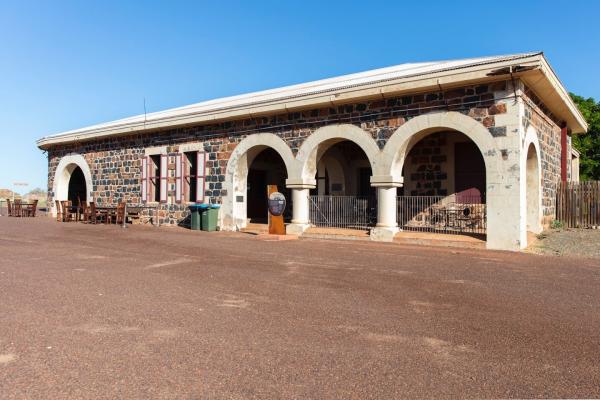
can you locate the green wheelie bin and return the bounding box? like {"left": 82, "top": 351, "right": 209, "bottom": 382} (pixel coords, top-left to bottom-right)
{"left": 201, "top": 204, "right": 220, "bottom": 232}
{"left": 189, "top": 204, "right": 209, "bottom": 230}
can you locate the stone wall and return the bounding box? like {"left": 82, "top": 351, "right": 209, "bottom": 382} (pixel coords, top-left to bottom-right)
{"left": 47, "top": 80, "right": 514, "bottom": 225}
{"left": 404, "top": 132, "right": 449, "bottom": 196}
{"left": 521, "top": 85, "right": 564, "bottom": 224}
{"left": 402, "top": 131, "right": 483, "bottom": 197}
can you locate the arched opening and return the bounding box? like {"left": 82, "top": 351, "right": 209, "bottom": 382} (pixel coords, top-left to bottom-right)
{"left": 246, "top": 148, "right": 289, "bottom": 223}
{"left": 398, "top": 130, "right": 486, "bottom": 236}
{"left": 221, "top": 134, "right": 295, "bottom": 231}
{"left": 68, "top": 166, "right": 87, "bottom": 205}
{"left": 383, "top": 112, "right": 521, "bottom": 249}
{"left": 526, "top": 143, "right": 541, "bottom": 233}
{"left": 52, "top": 154, "right": 93, "bottom": 218}
{"left": 312, "top": 141, "right": 374, "bottom": 197}
{"left": 309, "top": 140, "right": 375, "bottom": 229}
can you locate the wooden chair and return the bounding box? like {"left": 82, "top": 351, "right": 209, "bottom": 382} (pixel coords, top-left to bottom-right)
{"left": 105, "top": 203, "right": 121, "bottom": 225}
{"left": 81, "top": 201, "right": 90, "bottom": 223}
{"left": 55, "top": 200, "right": 63, "bottom": 222}
{"left": 7, "top": 199, "right": 13, "bottom": 217}
{"left": 24, "top": 200, "right": 38, "bottom": 217}
{"left": 14, "top": 199, "right": 22, "bottom": 217}
{"left": 89, "top": 202, "right": 107, "bottom": 224}
{"left": 88, "top": 202, "right": 97, "bottom": 224}
{"left": 114, "top": 202, "right": 126, "bottom": 225}
{"left": 61, "top": 201, "right": 68, "bottom": 222}
{"left": 62, "top": 201, "right": 76, "bottom": 222}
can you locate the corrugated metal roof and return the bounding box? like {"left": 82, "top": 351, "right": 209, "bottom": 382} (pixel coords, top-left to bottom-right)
{"left": 37, "top": 52, "right": 545, "bottom": 145}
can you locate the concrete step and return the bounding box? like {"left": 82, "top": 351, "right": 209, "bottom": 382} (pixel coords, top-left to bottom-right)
{"left": 243, "top": 224, "right": 486, "bottom": 249}
{"left": 302, "top": 227, "right": 371, "bottom": 241}
{"left": 240, "top": 223, "right": 269, "bottom": 235}
{"left": 394, "top": 231, "right": 486, "bottom": 249}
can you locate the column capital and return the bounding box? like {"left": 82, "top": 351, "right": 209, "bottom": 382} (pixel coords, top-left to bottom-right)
{"left": 370, "top": 175, "right": 403, "bottom": 188}
{"left": 285, "top": 178, "right": 316, "bottom": 189}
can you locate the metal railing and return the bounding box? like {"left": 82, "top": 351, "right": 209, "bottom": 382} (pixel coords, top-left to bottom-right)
{"left": 397, "top": 195, "right": 486, "bottom": 235}
{"left": 309, "top": 195, "right": 376, "bottom": 230}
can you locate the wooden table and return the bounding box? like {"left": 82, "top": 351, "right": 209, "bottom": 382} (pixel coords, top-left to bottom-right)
{"left": 15, "top": 202, "right": 37, "bottom": 217}
{"left": 95, "top": 206, "right": 117, "bottom": 224}
{"left": 126, "top": 205, "right": 160, "bottom": 227}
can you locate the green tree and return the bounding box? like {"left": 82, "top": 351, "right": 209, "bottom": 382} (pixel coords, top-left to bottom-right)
{"left": 570, "top": 93, "right": 600, "bottom": 180}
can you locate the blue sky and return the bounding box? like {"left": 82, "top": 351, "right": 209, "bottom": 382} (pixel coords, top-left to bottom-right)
{"left": 1, "top": 0, "right": 599, "bottom": 193}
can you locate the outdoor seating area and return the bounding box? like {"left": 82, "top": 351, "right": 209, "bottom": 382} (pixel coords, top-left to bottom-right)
{"left": 4, "top": 199, "right": 38, "bottom": 217}
{"left": 53, "top": 200, "right": 158, "bottom": 226}
{"left": 397, "top": 195, "right": 487, "bottom": 236}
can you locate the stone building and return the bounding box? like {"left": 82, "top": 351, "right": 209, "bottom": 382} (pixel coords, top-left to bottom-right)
{"left": 37, "top": 53, "right": 587, "bottom": 251}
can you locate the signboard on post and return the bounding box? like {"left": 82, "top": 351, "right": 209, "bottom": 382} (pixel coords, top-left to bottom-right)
{"left": 267, "top": 185, "right": 286, "bottom": 235}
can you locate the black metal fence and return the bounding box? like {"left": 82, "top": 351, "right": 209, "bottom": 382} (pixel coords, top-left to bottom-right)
{"left": 309, "top": 195, "right": 376, "bottom": 230}
{"left": 397, "top": 195, "right": 486, "bottom": 235}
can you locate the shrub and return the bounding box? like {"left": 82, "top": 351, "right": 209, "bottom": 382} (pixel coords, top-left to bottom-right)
{"left": 550, "top": 220, "right": 564, "bottom": 229}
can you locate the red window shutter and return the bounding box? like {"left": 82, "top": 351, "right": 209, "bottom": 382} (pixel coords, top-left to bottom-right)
{"left": 175, "top": 153, "right": 182, "bottom": 203}
{"left": 182, "top": 154, "right": 188, "bottom": 202}
{"left": 147, "top": 156, "right": 153, "bottom": 202}
{"left": 141, "top": 156, "right": 148, "bottom": 203}
{"left": 160, "top": 154, "right": 168, "bottom": 203}
{"left": 196, "top": 151, "right": 206, "bottom": 203}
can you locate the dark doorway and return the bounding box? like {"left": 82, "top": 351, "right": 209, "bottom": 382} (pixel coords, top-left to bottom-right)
{"left": 315, "top": 140, "right": 374, "bottom": 198}
{"left": 357, "top": 167, "right": 372, "bottom": 197}
{"left": 307, "top": 140, "right": 376, "bottom": 230}
{"left": 247, "top": 148, "right": 288, "bottom": 223}
{"left": 68, "top": 166, "right": 87, "bottom": 205}
{"left": 454, "top": 141, "right": 486, "bottom": 203}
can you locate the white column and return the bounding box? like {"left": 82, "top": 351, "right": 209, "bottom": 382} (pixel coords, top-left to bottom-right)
{"left": 376, "top": 186, "right": 398, "bottom": 228}
{"left": 285, "top": 178, "right": 315, "bottom": 235}
{"left": 370, "top": 175, "right": 402, "bottom": 242}
{"left": 291, "top": 188, "right": 310, "bottom": 225}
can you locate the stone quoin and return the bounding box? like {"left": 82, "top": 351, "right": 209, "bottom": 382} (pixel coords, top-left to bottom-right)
{"left": 37, "top": 53, "right": 587, "bottom": 251}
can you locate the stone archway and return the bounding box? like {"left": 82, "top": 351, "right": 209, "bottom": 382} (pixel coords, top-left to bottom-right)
{"left": 383, "top": 112, "right": 501, "bottom": 178}
{"left": 290, "top": 124, "right": 381, "bottom": 232}
{"left": 221, "top": 133, "right": 295, "bottom": 230}
{"left": 52, "top": 153, "right": 93, "bottom": 217}
{"left": 295, "top": 124, "right": 383, "bottom": 182}
{"left": 523, "top": 127, "right": 542, "bottom": 236}
{"left": 382, "top": 112, "right": 513, "bottom": 250}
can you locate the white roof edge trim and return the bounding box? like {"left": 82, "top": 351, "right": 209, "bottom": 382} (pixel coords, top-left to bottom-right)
{"left": 537, "top": 55, "right": 588, "bottom": 133}
{"left": 38, "top": 52, "right": 581, "bottom": 147}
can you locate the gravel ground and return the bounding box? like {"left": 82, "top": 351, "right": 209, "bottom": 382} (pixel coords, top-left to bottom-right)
{"left": 1, "top": 217, "right": 600, "bottom": 399}
{"left": 529, "top": 228, "right": 600, "bottom": 258}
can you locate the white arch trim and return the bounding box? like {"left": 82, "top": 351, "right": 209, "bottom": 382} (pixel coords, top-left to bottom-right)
{"left": 295, "top": 124, "right": 383, "bottom": 180}
{"left": 52, "top": 153, "right": 93, "bottom": 216}
{"left": 383, "top": 111, "right": 501, "bottom": 178}
{"left": 523, "top": 126, "right": 543, "bottom": 236}
{"left": 226, "top": 133, "right": 296, "bottom": 177}
{"left": 221, "top": 133, "right": 295, "bottom": 230}
{"left": 381, "top": 111, "right": 523, "bottom": 250}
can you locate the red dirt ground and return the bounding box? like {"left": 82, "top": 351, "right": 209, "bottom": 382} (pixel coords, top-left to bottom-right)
{"left": 1, "top": 217, "right": 599, "bottom": 399}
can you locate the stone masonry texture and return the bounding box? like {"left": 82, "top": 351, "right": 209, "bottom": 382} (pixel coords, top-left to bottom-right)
{"left": 46, "top": 80, "right": 555, "bottom": 226}
{"left": 521, "top": 85, "right": 564, "bottom": 225}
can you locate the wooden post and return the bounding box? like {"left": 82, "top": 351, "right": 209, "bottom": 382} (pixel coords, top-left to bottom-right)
{"left": 560, "top": 126, "right": 568, "bottom": 183}
{"left": 122, "top": 204, "right": 127, "bottom": 229}
{"left": 267, "top": 185, "right": 286, "bottom": 235}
